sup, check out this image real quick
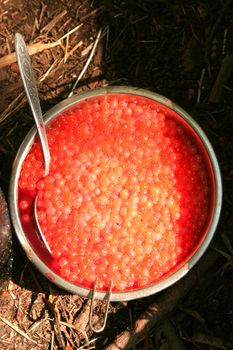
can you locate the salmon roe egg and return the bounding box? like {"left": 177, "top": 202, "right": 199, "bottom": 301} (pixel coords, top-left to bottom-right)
{"left": 18, "top": 94, "right": 211, "bottom": 292}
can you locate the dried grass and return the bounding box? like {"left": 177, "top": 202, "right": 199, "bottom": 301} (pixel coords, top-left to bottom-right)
{"left": 0, "top": 23, "right": 83, "bottom": 69}
{"left": 0, "top": 316, "right": 40, "bottom": 345}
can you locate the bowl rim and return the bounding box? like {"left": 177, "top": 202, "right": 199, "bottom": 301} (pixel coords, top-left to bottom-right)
{"left": 9, "top": 86, "right": 222, "bottom": 301}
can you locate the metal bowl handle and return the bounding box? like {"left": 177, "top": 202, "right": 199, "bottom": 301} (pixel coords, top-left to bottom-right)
{"left": 89, "top": 279, "right": 113, "bottom": 333}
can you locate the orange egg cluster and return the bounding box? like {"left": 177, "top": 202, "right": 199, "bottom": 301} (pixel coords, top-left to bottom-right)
{"left": 18, "top": 94, "right": 210, "bottom": 291}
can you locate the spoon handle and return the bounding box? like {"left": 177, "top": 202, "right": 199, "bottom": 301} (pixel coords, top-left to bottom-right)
{"left": 15, "top": 33, "right": 50, "bottom": 176}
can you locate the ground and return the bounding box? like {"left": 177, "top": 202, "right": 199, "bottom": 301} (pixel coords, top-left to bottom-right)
{"left": 0, "top": 0, "right": 233, "bottom": 349}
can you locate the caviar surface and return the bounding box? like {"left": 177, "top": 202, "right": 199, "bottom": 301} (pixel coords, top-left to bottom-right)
{"left": 18, "top": 94, "right": 211, "bottom": 291}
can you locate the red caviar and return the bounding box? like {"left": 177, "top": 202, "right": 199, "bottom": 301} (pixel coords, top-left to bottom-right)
{"left": 18, "top": 94, "right": 211, "bottom": 291}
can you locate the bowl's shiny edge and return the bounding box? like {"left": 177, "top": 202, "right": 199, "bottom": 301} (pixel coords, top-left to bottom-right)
{"left": 9, "top": 86, "right": 222, "bottom": 301}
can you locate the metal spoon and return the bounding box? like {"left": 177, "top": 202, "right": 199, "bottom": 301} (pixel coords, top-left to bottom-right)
{"left": 15, "top": 33, "right": 51, "bottom": 253}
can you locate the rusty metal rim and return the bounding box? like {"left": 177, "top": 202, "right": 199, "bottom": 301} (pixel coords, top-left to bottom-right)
{"left": 9, "top": 86, "right": 222, "bottom": 302}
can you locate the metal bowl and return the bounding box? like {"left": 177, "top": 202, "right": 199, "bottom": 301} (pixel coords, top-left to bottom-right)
{"left": 0, "top": 187, "right": 12, "bottom": 285}
{"left": 9, "top": 86, "right": 222, "bottom": 303}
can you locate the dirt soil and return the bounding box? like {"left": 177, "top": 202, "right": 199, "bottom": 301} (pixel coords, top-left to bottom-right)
{"left": 0, "top": 0, "right": 233, "bottom": 349}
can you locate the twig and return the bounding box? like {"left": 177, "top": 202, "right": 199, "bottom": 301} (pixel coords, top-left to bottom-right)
{"left": 48, "top": 293, "right": 66, "bottom": 350}
{"left": 58, "top": 298, "right": 76, "bottom": 347}
{"left": 208, "top": 54, "right": 233, "bottom": 103}
{"left": 104, "top": 247, "right": 220, "bottom": 350}
{"left": 31, "top": 17, "right": 39, "bottom": 41}
{"left": 0, "top": 189, "right": 11, "bottom": 278}
{"left": 64, "top": 35, "right": 69, "bottom": 63}
{"left": 65, "top": 40, "right": 83, "bottom": 61}
{"left": 0, "top": 25, "right": 83, "bottom": 123}
{"left": 0, "top": 316, "right": 39, "bottom": 345}
{"left": 192, "top": 331, "right": 233, "bottom": 349}
{"left": 0, "top": 55, "right": 60, "bottom": 124}
{"left": 7, "top": 280, "right": 16, "bottom": 300}
{"left": 0, "top": 23, "right": 83, "bottom": 69}
{"left": 28, "top": 319, "right": 44, "bottom": 333}
{"left": 59, "top": 23, "right": 83, "bottom": 41}
{"left": 197, "top": 68, "right": 206, "bottom": 104}
{"left": 0, "top": 54, "right": 58, "bottom": 124}
{"left": 60, "top": 320, "right": 89, "bottom": 344}
{"left": 59, "top": 18, "right": 72, "bottom": 32}
{"left": 78, "top": 338, "right": 97, "bottom": 350}
{"left": 81, "top": 42, "right": 94, "bottom": 57}
{"left": 205, "top": 0, "right": 233, "bottom": 62}
{"left": 74, "top": 299, "right": 91, "bottom": 334}
{"left": 0, "top": 10, "right": 8, "bottom": 19}
{"left": 0, "top": 41, "right": 61, "bottom": 69}
{"left": 39, "top": 58, "right": 59, "bottom": 82}
{"left": 161, "top": 318, "right": 187, "bottom": 350}
{"left": 50, "top": 331, "right": 55, "bottom": 350}
{"left": 68, "top": 29, "right": 102, "bottom": 97}
{"left": 0, "top": 92, "right": 26, "bottom": 124}
{"left": 80, "top": 7, "right": 104, "bottom": 22}
{"left": 105, "top": 26, "right": 110, "bottom": 59}
{"left": 38, "top": 2, "right": 47, "bottom": 26}
{"left": 27, "top": 264, "right": 66, "bottom": 349}
{"left": 40, "top": 9, "right": 67, "bottom": 34}
{"left": 6, "top": 38, "right": 11, "bottom": 54}
{"left": 222, "top": 28, "right": 228, "bottom": 56}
